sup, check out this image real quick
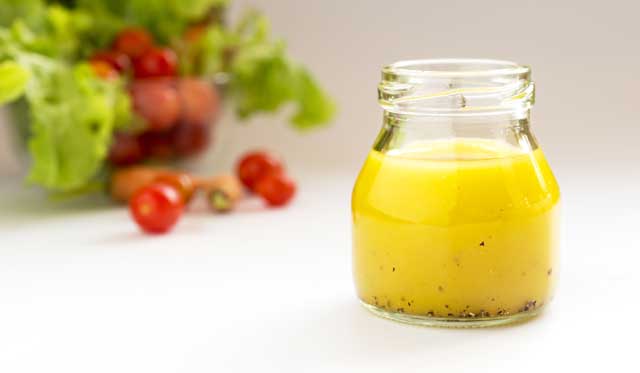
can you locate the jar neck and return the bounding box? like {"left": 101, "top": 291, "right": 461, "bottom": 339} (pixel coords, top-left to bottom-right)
{"left": 374, "top": 59, "right": 538, "bottom": 154}
{"left": 374, "top": 110, "right": 538, "bottom": 154}
{"left": 383, "top": 110, "right": 531, "bottom": 128}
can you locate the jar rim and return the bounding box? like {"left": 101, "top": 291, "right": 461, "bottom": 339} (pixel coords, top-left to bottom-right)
{"left": 379, "top": 58, "right": 534, "bottom": 118}
{"left": 382, "top": 59, "right": 530, "bottom": 79}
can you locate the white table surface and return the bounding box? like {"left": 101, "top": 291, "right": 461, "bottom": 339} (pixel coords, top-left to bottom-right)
{"left": 0, "top": 168, "right": 638, "bottom": 372}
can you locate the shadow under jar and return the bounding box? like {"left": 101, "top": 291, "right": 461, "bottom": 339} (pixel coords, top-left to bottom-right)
{"left": 351, "top": 59, "right": 560, "bottom": 327}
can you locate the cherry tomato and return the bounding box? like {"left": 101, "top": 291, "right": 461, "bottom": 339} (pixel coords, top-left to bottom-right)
{"left": 139, "top": 130, "right": 175, "bottom": 159}
{"left": 113, "top": 27, "right": 154, "bottom": 59}
{"left": 89, "top": 60, "right": 118, "bottom": 80}
{"left": 109, "top": 132, "right": 144, "bottom": 166}
{"left": 133, "top": 47, "right": 178, "bottom": 78}
{"left": 129, "top": 183, "right": 183, "bottom": 234}
{"left": 236, "top": 151, "right": 284, "bottom": 190}
{"left": 154, "top": 172, "right": 196, "bottom": 203}
{"left": 130, "top": 79, "right": 180, "bottom": 131}
{"left": 254, "top": 173, "right": 296, "bottom": 207}
{"left": 171, "top": 121, "right": 210, "bottom": 157}
{"left": 90, "top": 50, "right": 131, "bottom": 72}
{"left": 177, "top": 78, "right": 220, "bottom": 126}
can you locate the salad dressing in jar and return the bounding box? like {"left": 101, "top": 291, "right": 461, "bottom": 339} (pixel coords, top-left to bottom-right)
{"left": 351, "top": 59, "right": 560, "bottom": 327}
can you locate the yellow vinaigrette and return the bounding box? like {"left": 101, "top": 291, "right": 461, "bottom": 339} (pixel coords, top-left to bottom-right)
{"left": 352, "top": 139, "right": 560, "bottom": 320}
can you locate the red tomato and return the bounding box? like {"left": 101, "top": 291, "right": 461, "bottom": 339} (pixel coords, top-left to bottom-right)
{"left": 139, "top": 130, "right": 175, "bottom": 159}
{"left": 130, "top": 79, "right": 180, "bottom": 131}
{"left": 109, "top": 132, "right": 144, "bottom": 166}
{"left": 254, "top": 173, "right": 297, "bottom": 207}
{"left": 129, "top": 183, "right": 184, "bottom": 234}
{"left": 90, "top": 50, "right": 131, "bottom": 72}
{"left": 177, "top": 78, "right": 220, "bottom": 126}
{"left": 171, "top": 121, "right": 211, "bottom": 157}
{"left": 236, "top": 151, "right": 284, "bottom": 190}
{"left": 113, "top": 27, "right": 154, "bottom": 59}
{"left": 133, "top": 47, "right": 178, "bottom": 78}
{"left": 89, "top": 60, "right": 118, "bottom": 80}
{"left": 153, "top": 172, "right": 196, "bottom": 203}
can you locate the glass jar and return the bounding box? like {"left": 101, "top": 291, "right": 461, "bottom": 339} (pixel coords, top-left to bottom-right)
{"left": 351, "top": 59, "right": 560, "bottom": 327}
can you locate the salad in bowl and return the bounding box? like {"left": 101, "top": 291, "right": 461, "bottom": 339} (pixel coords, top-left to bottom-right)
{"left": 0, "top": 0, "right": 335, "bottom": 196}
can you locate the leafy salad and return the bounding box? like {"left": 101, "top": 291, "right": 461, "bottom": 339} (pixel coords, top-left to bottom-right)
{"left": 0, "top": 0, "right": 335, "bottom": 193}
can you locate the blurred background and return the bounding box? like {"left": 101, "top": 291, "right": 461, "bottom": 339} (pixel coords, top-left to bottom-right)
{"left": 1, "top": 0, "right": 638, "bottom": 179}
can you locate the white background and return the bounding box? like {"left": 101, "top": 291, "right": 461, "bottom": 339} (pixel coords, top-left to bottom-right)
{"left": 1, "top": 0, "right": 639, "bottom": 371}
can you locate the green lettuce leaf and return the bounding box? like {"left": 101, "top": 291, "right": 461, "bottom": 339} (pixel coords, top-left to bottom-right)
{"left": 290, "top": 68, "right": 336, "bottom": 129}
{"left": 177, "top": 25, "right": 227, "bottom": 76}
{"left": 0, "top": 3, "right": 132, "bottom": 192}
{"left": 231, "top": 42, "right": 296, "bottom": 118}
{"left": 0, "top": 0, "right": 47, "bottom": 29}
{"left": 23, "top": 62, "right": 128, "bottom": 191}
{"left": 0, "top": 61, "right": 29, "bottom": 104}
{"left": 1, "top": 4, "right": 93, "bottom": 61}
{"left": 230, "top": 49, "right": 336, "bottom": 129}
{"left": 195, "top": 11, "right": 336, "bottom": 129}
{"left": 72, "top": 0, "right": 228, "bottom": 43}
